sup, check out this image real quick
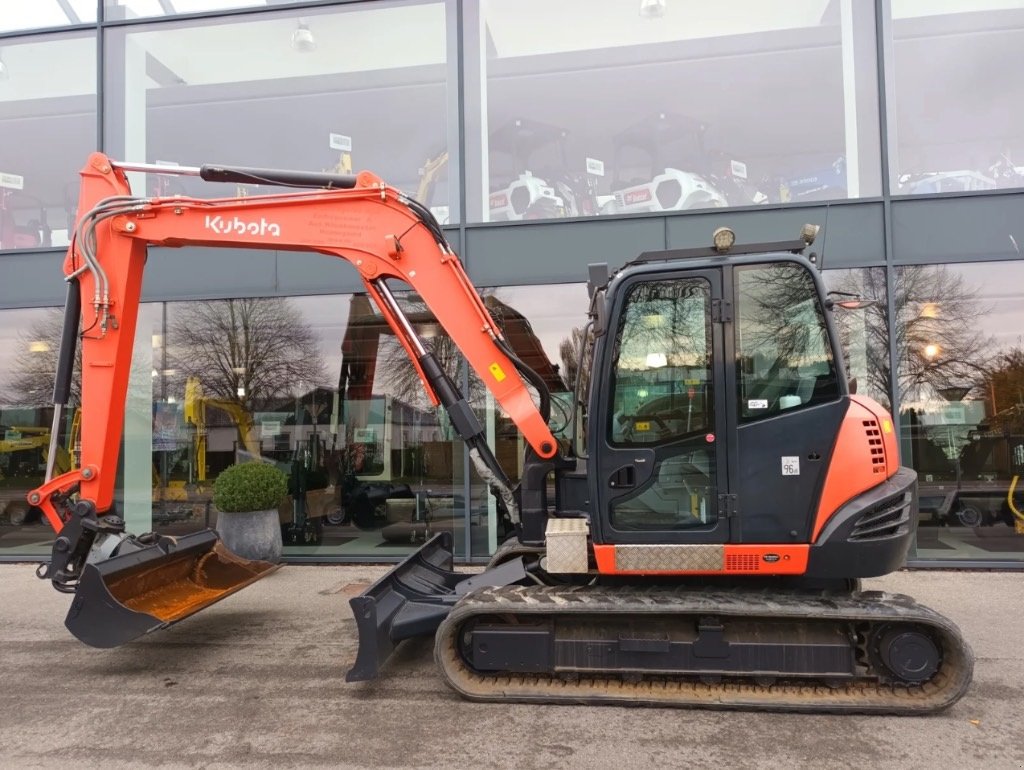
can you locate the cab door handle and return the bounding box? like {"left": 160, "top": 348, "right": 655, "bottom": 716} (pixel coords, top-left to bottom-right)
{"left": 609, "top": 466, "right": 635, "bottom": 489}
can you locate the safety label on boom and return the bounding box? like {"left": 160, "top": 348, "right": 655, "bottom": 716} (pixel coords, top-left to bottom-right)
{"left": 781, "top": 456, "right": 800, "bottom": 476}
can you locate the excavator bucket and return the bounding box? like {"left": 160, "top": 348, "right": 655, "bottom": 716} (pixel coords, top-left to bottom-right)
{"left": 65, "top": 530, "right": 279, "bottom": 648}
{"left": 346, "top": 532, "right": 527, "bottom": 681}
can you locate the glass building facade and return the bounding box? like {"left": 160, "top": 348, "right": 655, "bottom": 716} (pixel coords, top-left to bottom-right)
{"left": 2, "top": 0, "right": 1023, "bottom": 567}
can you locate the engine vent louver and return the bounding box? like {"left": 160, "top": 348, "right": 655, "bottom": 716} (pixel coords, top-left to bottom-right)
{"left": 863, "top": 419, "right": 886, "bottom": 474}
{"left": 850, "top": 492, "right": 912, "bottom": 541}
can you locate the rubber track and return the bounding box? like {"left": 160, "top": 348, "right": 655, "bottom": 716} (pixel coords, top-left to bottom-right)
{"left": 433, "top": 584, "right": 974, "bottom": 714}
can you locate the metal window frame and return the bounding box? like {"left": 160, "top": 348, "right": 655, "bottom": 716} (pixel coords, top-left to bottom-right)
{"left": 1, "top": 0, "right": 1023, "bottom": 569}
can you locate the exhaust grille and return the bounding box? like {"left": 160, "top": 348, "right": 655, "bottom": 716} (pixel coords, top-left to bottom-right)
{"left": 850, "top": 492, "right": 912, "bottom": 541}
{"left": 863, "top": 419, "right": 886, "bottom": 474}
{"left": 725, "top": 553, "right": 760, "bottom": 571}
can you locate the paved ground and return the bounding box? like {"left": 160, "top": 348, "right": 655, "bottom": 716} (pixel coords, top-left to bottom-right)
{"left": 1, "top": 563, "right": 1021, "bottom": 770}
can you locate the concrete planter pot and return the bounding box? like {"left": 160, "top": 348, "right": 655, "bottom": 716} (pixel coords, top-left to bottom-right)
{"left": 216, "top": 508, "right": 283, "bottom": 563}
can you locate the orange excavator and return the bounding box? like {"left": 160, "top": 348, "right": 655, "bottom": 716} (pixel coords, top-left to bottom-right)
{"left": 30, "top": 152, "right": 972, "bottom": 713}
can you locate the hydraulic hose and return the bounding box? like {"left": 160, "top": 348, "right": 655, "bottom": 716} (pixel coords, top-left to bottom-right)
{"left": 496, "top": 337, "right": 552, "bottom": 425}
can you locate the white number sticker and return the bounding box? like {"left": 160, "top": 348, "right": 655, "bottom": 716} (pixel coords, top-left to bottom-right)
{"left": 748, "top": 399, "right": 768, "bottom": 410}
{"left": 781, "top": 456, "right": 800, "bottom": 476}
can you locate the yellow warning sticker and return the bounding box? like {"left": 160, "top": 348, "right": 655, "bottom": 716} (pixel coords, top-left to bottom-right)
{"left": 882, "top": 419, "right": 893, "bottom": 434}
{"left": 634, "top": 421, "right": 651, "bottom": 432}
{"left": 489, "top": 363, "right": 506, "bottom": 382}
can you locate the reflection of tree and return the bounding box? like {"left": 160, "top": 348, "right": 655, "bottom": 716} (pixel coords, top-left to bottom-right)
{"left": 894, "top": 266, "right": 991, "bottom": 402}
{"left": 384, "top": 332, "right": 461, "bottom": 408}
{"left": 824, "top": 268, "right": 890, "bottom": 409}
{"left": 738, "top": 266, "right": 821, "bottom": 367}
{"left": 978, "top": 345, "right": 1024, "bottom": 432}
{"left": 559, "top": 326, "right": 590, "bottom": 392}
{"left": 827, "top": 266, "right": 992, "bottom": 409}
{"left": 558, "top": 325, "right": 595, "bottom": 444}
{"left": 375, "top": 293, "right": 462, "bottom": 409}
{"left": 6, "top": 299, "right": 328, "bottom": 413}
{"left": 615, "top": 281, "right": 708, "bottom": 370}
{"left": 377, "top": 290, "right": 567, "bottom": 412}
{"left": 6, "top": 309, "right": 81, "bottom": 407}
{"left": 167, "top": 298, "right": 326, "bottom": 410}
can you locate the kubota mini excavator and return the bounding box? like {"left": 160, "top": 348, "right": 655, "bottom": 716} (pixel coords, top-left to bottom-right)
{"left": 30, "top": 152, "right": 973, "bottom": 714}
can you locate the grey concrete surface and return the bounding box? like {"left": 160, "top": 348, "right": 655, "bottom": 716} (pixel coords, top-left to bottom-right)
{"left": 0, "top": 564, "right": 1021, "bottom": 770}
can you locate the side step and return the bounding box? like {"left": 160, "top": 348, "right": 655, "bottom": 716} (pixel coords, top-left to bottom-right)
{"left": 346, "top": 532, "right": 527, "bottom": 682}
{"left": 66, "top": 530, "right": 279, "bottom": 648}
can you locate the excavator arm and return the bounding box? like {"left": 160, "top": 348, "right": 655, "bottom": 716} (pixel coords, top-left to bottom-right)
{"left": 28, "top": 152, "right": 558, "bottom": 646}
{"left": 32, "top": 152, "right": 556, "bottom": 525}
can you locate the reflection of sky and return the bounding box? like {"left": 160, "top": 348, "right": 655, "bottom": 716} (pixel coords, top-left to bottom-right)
{"left": 0, "top": 285, "right": 588, "bottom": 406}
{"left": 0, "top": 1, "right": 96, "bottom": 29}
{"left": 286, "top": 295, "right": 353, "bottom": 386}
{"left": 826, "top": 263, "right": 1024, "bottom": 358}
{"left": 488, "top": 283, "right": 590, "bottom": 364}
{"left": 917, "top": 263, "right": 1024, "bottom": 354}
{"left": 310, "top": 267, "right": 1022, "bottom": 397}
{"left": 893, "top": 0, "right": 1024, "bottom": 19}
{"left": 292, "top": 283, "right": 590, "bottom": 387}
{"left": 5, "top": 262, "right": 1020, "bottom": 405}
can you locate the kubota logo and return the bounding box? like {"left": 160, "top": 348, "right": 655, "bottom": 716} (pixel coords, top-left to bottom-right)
{"left": 204, "top": 214, "right": 281, "bottom": 237}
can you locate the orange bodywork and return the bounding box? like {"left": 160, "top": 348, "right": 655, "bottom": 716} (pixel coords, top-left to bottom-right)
{"left": 593, "top": 544, "right": 809, "bottom": 575}
{"left": 30, "top": 152, "right": 558, "bottom": 532}
{"left": 811, "top": 395, "right": 899, "bottom": 542}
{"left": 592, "top": 394, "right": 902, "bottom": 576}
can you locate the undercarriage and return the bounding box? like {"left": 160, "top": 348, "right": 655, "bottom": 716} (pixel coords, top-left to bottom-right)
{"left": 347, "top": 534, "right": 973, "bottom": 714}
{"left": 434, "top": 583, "right": 973, "bottom": 714}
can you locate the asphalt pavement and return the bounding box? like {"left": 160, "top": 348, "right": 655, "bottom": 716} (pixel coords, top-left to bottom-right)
{"left": 1, "top": 563, "right": 1021, "bottom": 770}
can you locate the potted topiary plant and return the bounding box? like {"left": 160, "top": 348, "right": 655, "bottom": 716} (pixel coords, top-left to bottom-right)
{"left": 213, "top": 461, "right": 289, "bottom": 562}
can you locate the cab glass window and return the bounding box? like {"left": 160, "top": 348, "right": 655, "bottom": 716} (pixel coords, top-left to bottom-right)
{"left": 609, "top": 278, "right": 712, "bottom": 446}
{"left": 735, "top": 263, "right": 839, "bottom": 421}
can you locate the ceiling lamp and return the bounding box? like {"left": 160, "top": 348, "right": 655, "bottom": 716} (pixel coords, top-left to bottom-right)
{"left": 291, "top": 20, "right": 316, "bottom": 53}
{"left": 639, "top": 0, "right": 666, "bottom": 19}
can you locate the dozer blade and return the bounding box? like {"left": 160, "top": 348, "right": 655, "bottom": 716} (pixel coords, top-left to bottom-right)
{"left": 65, "top": 530, "right": 280, "bottom": 648}
{"left": 346, "top": 532, "right": 527, "bottom": 682}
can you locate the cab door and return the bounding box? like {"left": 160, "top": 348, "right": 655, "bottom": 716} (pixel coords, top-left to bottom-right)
{"left": 594, "top": 269, "right": 730, "bottom": 544}
{"left": 728, "top": 261, "right": 847, "bottom": 543}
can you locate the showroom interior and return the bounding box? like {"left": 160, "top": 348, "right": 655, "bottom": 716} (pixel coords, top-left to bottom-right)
{"left": 1, "top": 0, "right": 1023, "bottom": 568}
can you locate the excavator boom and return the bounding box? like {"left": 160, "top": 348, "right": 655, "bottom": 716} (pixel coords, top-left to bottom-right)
{"left": 31, "top": 153, "right": 557, "bottom": 647}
